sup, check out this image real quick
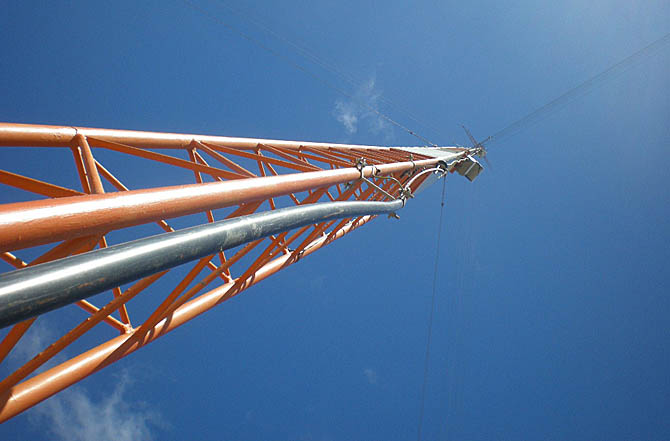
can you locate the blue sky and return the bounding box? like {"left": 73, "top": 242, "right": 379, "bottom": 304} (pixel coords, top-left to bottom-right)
{"left": 1, "top": 1, "right": 669, "bottom": 440}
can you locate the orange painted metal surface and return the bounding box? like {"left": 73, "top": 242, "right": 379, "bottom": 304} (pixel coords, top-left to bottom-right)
{"left": 74, "top": 134, "right": 105, "bottom": 195}
{"left": 0, "top": 122, "right": 465, "bottom": 422}
{"left": 0, "top": 215, "right": 374, "bottom": 422}
{"left": 0, "top": 169, "right": 83, "bottom": 198}
{"left": 0, "top": 155, "right": 443, "bottom": 252}
{"left": 0, "top": 122, "right": 448, "bottom": 151}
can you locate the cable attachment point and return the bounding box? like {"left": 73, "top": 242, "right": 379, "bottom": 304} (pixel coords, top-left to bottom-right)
{"left": 361, "top": 177, "right": 395, "bottom": 201}
{"left": 354, "top": 158, "right": 367, "bottom": 179}
{"left": 387, "top": 212, "right": 400, "bottom": 220}
{"left": 400, "top": 186, "right": 414, "bottom": 200}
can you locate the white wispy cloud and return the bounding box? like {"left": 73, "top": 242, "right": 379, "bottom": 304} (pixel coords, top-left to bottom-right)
{"left": 30, "top": 373, "right": 166, "bottom": 441}
{"left": 8, "top": 321, "right": 166, "bottom": 441}
{"left": 333, "top": 77, "right": 393, "bottom": 139}
{"left": 363, "top": 368, "right": 378, "bottom": 385}
{"left": 334, "top": 100, "right": 359, "bottom": 134}
{"left": 8, "top": 319, "right": 62, "bottom": 374}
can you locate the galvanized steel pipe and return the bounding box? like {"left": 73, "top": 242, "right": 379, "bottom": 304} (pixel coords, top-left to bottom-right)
{"left": 0, "top": 200, "right": 403, "bottom": 329}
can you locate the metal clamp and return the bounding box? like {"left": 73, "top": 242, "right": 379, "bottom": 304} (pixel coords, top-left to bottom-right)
{"left": 370, "top": 174, "right": 413, "bottom": 202}
{"left": 354, "top": 158, "right": 367, "bottom": 179}
{"left": 399, "top": 186, "right": 414, "bottom": 200}
{"left": 353, "top": 157, "right": 409, "bottom": 213}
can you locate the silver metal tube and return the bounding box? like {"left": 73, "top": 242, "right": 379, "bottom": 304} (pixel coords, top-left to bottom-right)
{"left": 0, "top": 200, "right": 403, "bottom": 328}
{"left": 405, "top": 167, "right": 445, "bottom": 189}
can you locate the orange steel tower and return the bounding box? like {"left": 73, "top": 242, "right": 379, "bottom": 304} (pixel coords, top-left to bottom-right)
{"left": 0, "top": 122, "right": 482, "bottom": 422}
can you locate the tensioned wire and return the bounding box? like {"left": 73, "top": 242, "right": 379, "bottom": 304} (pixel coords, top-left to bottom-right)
{"left": 416, "top": 175, "right": 447, "bottom": 441}
{"left": 178, "top": 2, "right": 670, "bottom": 152}
{"left": 210, "top": 0, "right": 452, "bottom": 144}
{"left": 482, "top": 32, "right": 670, "bottom": 147}
{"left": 176, "top": 5, "right": 670, "bottom": 436}
{"left": 179, "top": 5, "right": 449, "bottom": 432}
{"left": 180, "top": 0, "right": 441, "bottom": 147}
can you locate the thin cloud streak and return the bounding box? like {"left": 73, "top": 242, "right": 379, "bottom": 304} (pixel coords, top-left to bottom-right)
{"left": 8, "top": 322, "right": 166, "bottom": 441}
{"left": 8, "top": 320, "right": 62, "bottom": 375}
{"left": 333, "top": 77, "right": 393, "bottom": 140}
{"left": 30, "top": 373, "right": 166, "bottom": 441}
{"left": 363, "top": 368, "right": 378, "bottom": 385}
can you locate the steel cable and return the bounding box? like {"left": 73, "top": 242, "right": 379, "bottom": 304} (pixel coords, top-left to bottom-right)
{"left": 417, "top": 176, "right": 447, "bottom": 441}
{"left": 211, "top": 0, "right": 453, "bottom": 143}
{"left": 180, "top": 0, "right": 439, "bottom": 146}
{"left": 484, "top": 32, "right": 670, "bottom": 146}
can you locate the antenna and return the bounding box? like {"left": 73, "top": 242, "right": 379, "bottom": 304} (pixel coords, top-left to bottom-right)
{"left": 460, "top": 125, "right": 492, "bottom": 169}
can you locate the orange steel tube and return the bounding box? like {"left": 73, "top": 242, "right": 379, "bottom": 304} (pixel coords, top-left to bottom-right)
{"left": 187, "top": 149, "right": 229, "bottom": 272}
{"left": 91, "top": 138, "right": 248, "bottom": 181}
{"left": 0, "top": 272, "right": 168, "bottom": 393}
{"left": 194, "top": 141, "right": 257, "bottom": 177}
{"left": 299, "top": 146, "right": 355, "bottom": 166}
{"left": 70, "top": 146, "right": 91, "bottom": 194}
{"left": 278, "top": 146, "right": 351, "bottom": 168}
{"left": 98, "top": 235, "right": 132, "bottom": 327}
{"left": 75, "top": 300, "right": 127, "bottom": 333}
{"left": 0, "top": 252, "right": 27, "bottom": 269}
{"left": 135, "top": 257, "right": 212, "bottom": 337}
{"left": 0, "top": 214, "right": 373, "bottom": 422}
{"left": 328, "top": 147, "right": 384, "bottom": 165}
{"left": 205, "top": 142, "right": 321, "bottom": 173}
{"left": 257, "top": 144, "right": 322, "bottom": 171}
{"left": 0, "top": 122, "right": 451, "bottom": 151}
{"left": 74, "top": 134, "right": 105, "bottom": 195}
{"left": 0, "top": 156, "right": 448, "bottom": 252}
{"left": 0, "top": 170, "right": 83, "bottom": 198}
{"left": 0, "top": 319, "right": 35, "bottom": 365}
{"left": 0, "top": 122, "right": 467, "bottom": 422}
{"left": 29, "top": 235, "right": 100, "bottom": 266}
